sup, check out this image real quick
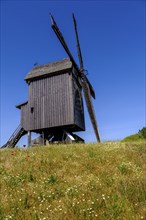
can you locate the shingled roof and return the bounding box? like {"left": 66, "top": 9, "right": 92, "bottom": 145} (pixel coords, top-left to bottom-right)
{"left": 25, "top": 58, "right": 72, "bottom": 81}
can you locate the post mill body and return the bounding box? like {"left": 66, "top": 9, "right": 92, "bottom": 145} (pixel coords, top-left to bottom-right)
{"left": 16, "top": 59, "right": 85, "bottom": 143}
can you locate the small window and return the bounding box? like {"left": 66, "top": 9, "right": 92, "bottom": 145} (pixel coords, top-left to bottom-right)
{"left": 31, "top": 107, "right": 34, "bottom": 113}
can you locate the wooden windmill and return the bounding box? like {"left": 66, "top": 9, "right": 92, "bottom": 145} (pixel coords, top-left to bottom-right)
{"left": 1, "top": 14, "right": 100, "bottom": 148}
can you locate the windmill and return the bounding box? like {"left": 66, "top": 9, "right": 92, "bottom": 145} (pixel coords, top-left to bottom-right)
{"left": 50, "top": 14, "right": 100, "bottom": 142}
{"left": 1, "top": 14, "right": 100, "bottom": 148}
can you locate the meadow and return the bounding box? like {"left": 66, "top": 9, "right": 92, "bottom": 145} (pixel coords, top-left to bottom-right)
{"left": 0, "top": 141, "right": 146, "bottom": 220}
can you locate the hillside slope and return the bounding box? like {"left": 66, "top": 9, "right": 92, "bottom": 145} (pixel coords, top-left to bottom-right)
{"left": 122, "top": 127, "right": 146, "bottom": 142}
{"left": 122, "top": 134, "right": 145, "bottom": 142}
{"left": 0, "top": 142, "right": 146, "bottom": 220}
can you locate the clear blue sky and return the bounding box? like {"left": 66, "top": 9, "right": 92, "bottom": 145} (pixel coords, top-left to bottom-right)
{"left": 0, "top": 0, "right": 145, "bottom": 146}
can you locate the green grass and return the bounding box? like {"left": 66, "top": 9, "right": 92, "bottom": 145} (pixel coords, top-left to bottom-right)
{"left": 0, "top": 142, "right": 146, "bottom": 220}
{"left": 122, "top": 134, "right": 145, "bottom": 142}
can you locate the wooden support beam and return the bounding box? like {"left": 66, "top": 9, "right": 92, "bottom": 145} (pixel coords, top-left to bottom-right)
{"left": 28, "top": 131, "right": 31, "bottom": 147}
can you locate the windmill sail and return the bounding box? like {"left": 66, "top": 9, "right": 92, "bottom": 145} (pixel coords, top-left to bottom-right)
{"left": 50, "top": 14, "right": 95, "bottom": 99}
{"left": 72, "top": 13, "right": 100, "bottom": 142}
{"left": 50, "top": 14, "right": 79, "bottom": 74}
{"left": 72, "top": 13, "right": 84, "bottom": 70}
{"left": 82, "top": 75, "right": 100, "bottom": 142}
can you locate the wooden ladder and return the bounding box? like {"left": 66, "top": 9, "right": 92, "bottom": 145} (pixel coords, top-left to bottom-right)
{"left": 1, "top": 125, "right": 26, "bottom": 148}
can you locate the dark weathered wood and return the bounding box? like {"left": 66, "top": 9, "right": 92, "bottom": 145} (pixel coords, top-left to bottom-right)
{"left": 18, "top": 59, "right": 85, "bottom": 134}
{"left": 25, "top": 59, "right": 72, "bottom": 81}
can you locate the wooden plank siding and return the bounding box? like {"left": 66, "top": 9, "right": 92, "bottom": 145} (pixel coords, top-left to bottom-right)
{"left": 20, "top": 60, "right": 85, "bottom": 133}
{"left": 21, "top": 72, "right": 75, "bottom": 131}
{"left": 21, "top": 103, "right": 29, "bottom": 131}
{"left": 72, "top": 75, "right": 85, "bottom": 131}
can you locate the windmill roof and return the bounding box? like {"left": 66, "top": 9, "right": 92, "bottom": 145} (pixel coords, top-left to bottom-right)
{"left": 25, "top": 58, "right": 72, "bottom": 81}
{"left": 16, "top": 101, "right": 28, "bottom": 109}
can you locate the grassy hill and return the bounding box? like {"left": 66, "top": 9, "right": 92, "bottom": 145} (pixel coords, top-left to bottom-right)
{"left": 122, "top": 134, "right": 145, "bottom": 142}
{"left": 0, "top": 142, "right": 146, "bottom": 220}
{"left": 122, "top": 127, "right": 146, "bottom": 142}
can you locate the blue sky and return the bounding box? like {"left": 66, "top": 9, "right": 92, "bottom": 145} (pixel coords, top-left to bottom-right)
{"left": 0, "top": 0, "right": 145, "bottom": 146}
